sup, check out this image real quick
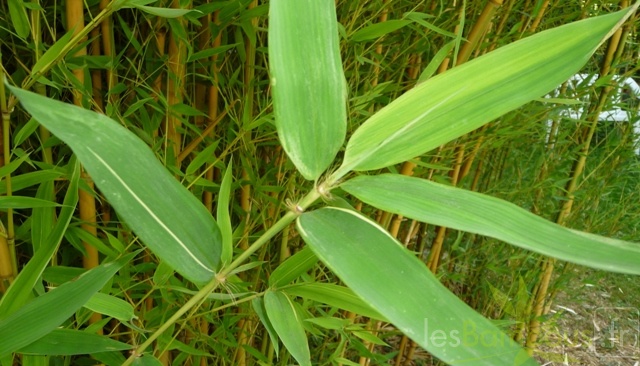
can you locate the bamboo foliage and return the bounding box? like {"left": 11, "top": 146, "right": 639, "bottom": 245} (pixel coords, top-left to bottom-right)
{"left": 0, "top": 1, "right": 639, "bottom": 366}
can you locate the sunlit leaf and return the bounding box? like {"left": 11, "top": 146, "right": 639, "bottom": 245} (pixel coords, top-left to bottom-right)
{"left": 341, "top": 174, "right": 640, "bottom": 275}
{"left": 333, "top": 6, "right": 637, "bottom": 178}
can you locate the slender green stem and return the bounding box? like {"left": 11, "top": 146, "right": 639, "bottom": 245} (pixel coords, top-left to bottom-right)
{"left": 219, "top": 188, "right": 321, "bottom": 278}
{"left": 122, "top": 277, "right": 221, "bottom": 366}
{"left": 0, "top": 64, "right": 17, "bottom": 278}
{"left": 122, "top": 188, "right": 322, "bottom": 364}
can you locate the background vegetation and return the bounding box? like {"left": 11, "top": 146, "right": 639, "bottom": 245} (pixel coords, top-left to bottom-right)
{"left": 0, "top": 0, "right": 639, "bottom": 365}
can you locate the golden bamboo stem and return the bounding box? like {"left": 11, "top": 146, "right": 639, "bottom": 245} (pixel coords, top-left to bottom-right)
{"left": 457, "top": 0, "right": 503, "bottom": 65}
{"left": 165, "top": 0, "right": 190, "bottom": 159}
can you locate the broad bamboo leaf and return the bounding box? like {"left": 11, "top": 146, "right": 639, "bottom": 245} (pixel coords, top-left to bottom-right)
{"left": 297, "top": 208, "right": 535, "bottom": 366}
{"left": 269, "top": 0, "right": 347, "bottom": 180}
{"left": 341, "top": 174, "right": 640, "bottom": 275}
{"left": 9, "top": 86, "right": 222, "bottom": 286}
{"left": 269, "top": 247, "right": 318, "bottom": 288}
{"left": 17, "top": 329, "right": 133, "bottom": 355}
{"left": 0, "top": 253, "right": 136, "bottom": 357}
{"left": 264, "top": 291, "right": 311, "bottom": 366}
{"left": 334, "top": 6, "right": 637, "bottom": 177}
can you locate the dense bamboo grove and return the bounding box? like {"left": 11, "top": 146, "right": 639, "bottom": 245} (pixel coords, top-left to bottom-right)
{"left": 0, "top": 0, "right": 639, "bottom": 365}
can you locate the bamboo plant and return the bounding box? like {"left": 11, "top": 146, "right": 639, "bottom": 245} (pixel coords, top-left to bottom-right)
{"left": 1, "top": 1, "right": 640, "bottom": 366}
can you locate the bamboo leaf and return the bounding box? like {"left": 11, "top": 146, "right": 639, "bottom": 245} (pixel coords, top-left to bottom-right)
{"left": 84, "top": 293, "right": 136, "bottom": 322}
{"left": 132, "top": 5, "right": 200, "bottom": 18}
{"left": 0, "top": 196, "right": 61, "bottom": 209}
{"left": 217, "top": 160, "right": 234, "bottom": 265}
{"left": 269, "top": 247, "right": 318, "bottom": 288}
{"left": 297, "top": 207, "right": 536, "bottom": 366}
{"left": 341, "top": 174, "right": 640, "bottom": 275}
{"left": 17, "top": 329, "right": 133, "bottom": 355}
{"left": 31, "top": 30, "right": 75, "bottom": 79}
{"left": 7, "top": 0, "right": 30, "bottom": 39}
{"left": 252, "top": 298, "right": 280, "bottom": 355}
{"left": 264, "top": 291, "right": 311, "bottom": 366}
{"left": 333, "top": 6, "right": 637, "bottom": 177}
{"left": 284, "top": 283, "right": 385, "bottom": 321}
{"left": 9, "top": 86, "right": 222, "bottom": 286}
{"left": 31, "top": 181, "right": 55, "bottom": 252}
{"left": 269, "top": 0, "right": 347, "bottom": 180}
{"left": 132, "top": 354, "right": 164, "bottom": 366}
{"left": 350, "top": 20, "right": 412, "bottom": 42}
{"left": 0, "top": 253, "right": 136, "bottom": 357}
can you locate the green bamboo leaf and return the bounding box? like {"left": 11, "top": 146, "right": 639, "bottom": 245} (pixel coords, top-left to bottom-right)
{"left": 217, "top": 160, "right": 234, "bottom": 265}
{"left": 264, "top": 291, "right": 311, "bottom": 366}
{"left": 84, "top": 292, "right": 136, "bottom": 322}
{"left": 0, "top": 170, "right": 65, "bottom": 195}
{"left": 269, "top": 0, "right": 347, "bottom": 180}
{"left": 0, "top": 161, "right": 80, "bottom": 316}
{"left": 284, "top": 283, "right": 385, "bottom": 321}
{"left": 31, "top": 181, "right": 55, "bottom": 252}
{"left": 0, "top": 252, "right": 136, "bottom": 357}
{"left": 132, "top": 354, "right": 164, "bottom": 366}
{"left": 13, "top": 118, "right": 41, "bottom": 146}
{"left": 0, "top": 196, "right": 60, "bottom": 209}
{"left": 9, "top": 86, "right": 222, "bottom": 286}
{"left": 269, "top": 247, "right": 318, "bottom": 288}
{"left": 252, "top": 298, "right": 280, "bottom": 355}
{"left": 0, "top": 154, "right": 29, "bottom": 178}
{"left": 185, "top": 141, "right": 219, "bottom": 176}
{"left": 297, "top": 207, "right": 535, "bottom": 366}
{"left": 133, "top": 5, "right": 199, "bottom": 18}
{"left": 333, "top": 6, "right": 637, "bottom": 177}
{"left": 17, "top": 329, "right": 133, "bottom": 355}
{"left": 31, "top": 30, "right": 75, "bottom": 79}
{"left": 7, "top": 0, "right": 30, "bottom": 39}
{"left": 418, "top": 40, "right": 456, "bottom": 84}
{"left": 350, "top": 20, "right": 412, "bottom": 42}
{"left": 305, "top": 317, "right": 350, "bottom": 331}
{"left": 341, "top": 174, "right": 640, "bottom": 275}
{"left": 92, "top": 350, "right": 127, "bottom": 366}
